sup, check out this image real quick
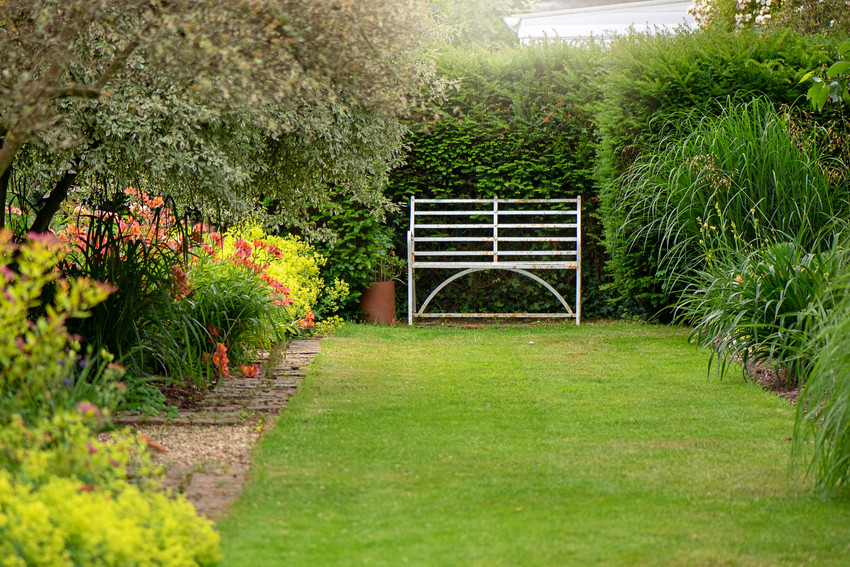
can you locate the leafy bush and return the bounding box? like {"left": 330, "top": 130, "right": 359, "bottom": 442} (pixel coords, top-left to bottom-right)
{"left": 299, "top": 195, "right": 396, "bottom": 319}
{"left": 0, "top": 409, "right": 157, "bottom": 492}
{"left": 132, "top": 224, "right": 332, "bottom": 390}
{"left": 679, "top": 238, "right": 847, "bottom": 383}
{"left": 770, "top": 0, "right": 850, "bottom": 35}
{"left": 163, "top": 254, "right": 284, "bottom": 388}
{"left": 218, "top": 225, "right": 348, "bottom": 322}
{"left": 0, "top": 412, "right": 219, "bottom": 566}
{"left": 0, "top": 229, "right": 125, "bottom": 422}
{"left": 597, "top": 28, "right": 842, "bottom": 316}
{"left": 0, "top": 472, "right": 221, "bottom": 567}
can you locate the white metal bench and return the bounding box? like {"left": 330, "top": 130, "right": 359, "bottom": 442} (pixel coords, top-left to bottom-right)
{"left": 406, "top": 196, "right": 581, "bottom": 325}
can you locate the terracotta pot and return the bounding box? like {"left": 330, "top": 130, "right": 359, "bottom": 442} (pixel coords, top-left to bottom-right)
{"left": 360, "top": 281, "right": 396, "bottom": 324}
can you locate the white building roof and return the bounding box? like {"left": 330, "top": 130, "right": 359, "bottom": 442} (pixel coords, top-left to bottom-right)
{"left": 504, "top": 0, "right": 696, "bottom": 44}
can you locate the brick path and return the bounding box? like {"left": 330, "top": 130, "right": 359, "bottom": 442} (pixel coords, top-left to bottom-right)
{"left": 115, "top": 339, "right": 321, "bottom": 520}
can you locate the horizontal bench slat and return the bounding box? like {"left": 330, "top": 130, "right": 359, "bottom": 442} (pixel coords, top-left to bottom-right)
{"left": 413, "top": 237, "right": 496, "bottom": 242}
{"left": 414, "top": 210, "right": 576, "bottom": 216}
{"left": 414, "top": 210, "right": 495, "bottom": 216}
{"left": 496, "top": 210, "right": 577, "bottom": 216}
{"left": 499, "top": 236, "right": 578, "bottom": 242}
{"left": 496, "top": 223, "right": 578, "bottom": 228}
{"left": 416, "top": 251, "right": 495, "bottom": 256}
{"left": 494, "top": 250, "right": 578, "bottom": 256}
{"left": 416, "top": 223, "right": 494, "bottom": 229}
{"left": 413, "top": 198, "right": 578, "bottom": 204}
{"left": 412, "top": 236, "right": 578, "bottom": 243}
{"left": 415, "top": 223, "right": 578, "bottom": 229}
{"left": 413, "top": 261, "right": 578, "bottom": 269}
{"left": 415, "top": 250, "right": 577, "bottom": 257}
{"left": 414, "top": 312, "right": 575, "bottom": 318}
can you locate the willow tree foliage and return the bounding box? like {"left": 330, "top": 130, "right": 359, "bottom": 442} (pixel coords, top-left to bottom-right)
{"left": 0, "top": 0, "right": 443, "bottom": 232}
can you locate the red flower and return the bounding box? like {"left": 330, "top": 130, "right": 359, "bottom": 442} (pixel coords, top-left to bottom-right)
{"left": 211, "top": 342, "right": 230, "bottom": 378}
{"left": 171, "top": 264, "right": 191, "bottom": 299}
{"left": 299, "top": 311, "right": 315, "bottom": 328}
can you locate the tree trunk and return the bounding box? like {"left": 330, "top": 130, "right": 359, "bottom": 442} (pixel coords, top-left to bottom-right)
{"left": 29, "top": 169, "right": 78, "bottom": 233}
{"left": 0, "top": 162, "right": 9, "bottom": 229}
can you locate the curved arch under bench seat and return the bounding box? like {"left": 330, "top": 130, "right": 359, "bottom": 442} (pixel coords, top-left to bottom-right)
{"left": 417, "top": 267, "right": 574, "bottom": 317}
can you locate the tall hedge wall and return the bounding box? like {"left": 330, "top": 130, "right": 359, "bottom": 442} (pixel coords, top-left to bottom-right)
{"left": 385, "top": 43, "right": 622, "bottom": 318}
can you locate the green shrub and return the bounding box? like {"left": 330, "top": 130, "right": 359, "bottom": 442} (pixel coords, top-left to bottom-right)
{"left": 0, "top": 471, "right": 220, "bottom": 566}
{"left": 136, "top": 251, "right": 284, "bottom": 390}
{"left": 597, "top": 28, "right": 841, "bottom": 316}
{"left": 300, "top": 195, "right": 396, "bottom": 319}
{"left": 218, "top": 225, "right": 348, "bottom": 322}
{"left": 0, "top": 230, "right": 125, "bottom": 421}
{"left": 770, "top": 0, "right": 850, "bottom": 36}
{"left": 128, "top": 224, "right": 337, "bottom": 391}
{"left": 0, "top": 410, "right": 157, "bottom": 492}
{"left": 0, "top": 409, "right": 221, "bottom": 565}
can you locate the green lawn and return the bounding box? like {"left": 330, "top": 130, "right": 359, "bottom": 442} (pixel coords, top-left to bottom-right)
{"left": 218, "top": 323, "right": 850, "bottom": 566}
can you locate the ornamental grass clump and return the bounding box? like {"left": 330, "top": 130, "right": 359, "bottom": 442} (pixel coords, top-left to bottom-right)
{"left": 619, "top": 98, "right": 845, "bottom": 294}
{"left": 618, "top": 98, "right": 850, "bottom": 382}
{"left": 795, "top": 261, "right": 850, "bottom": 496}
{"left": 678, "top": 236, "right": 847, "bottom": 383}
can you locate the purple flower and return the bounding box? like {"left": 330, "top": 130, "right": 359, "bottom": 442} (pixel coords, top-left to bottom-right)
{"left": 63, "top": 378, "right": 72, "bottom": 386}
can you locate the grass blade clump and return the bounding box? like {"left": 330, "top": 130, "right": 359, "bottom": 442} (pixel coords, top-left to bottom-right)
{"left": 619, "top": 97, "right": 846, "bottom": 293}
{"left": 796, "top": 262, "right": 850, "bottom": 495}
{"left": 678, "top": 236, "right": 847, "bottom": 382}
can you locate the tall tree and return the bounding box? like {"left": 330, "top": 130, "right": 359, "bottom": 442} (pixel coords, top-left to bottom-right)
{"left": 0, "top": 0, "right": 441, "bottom": 230}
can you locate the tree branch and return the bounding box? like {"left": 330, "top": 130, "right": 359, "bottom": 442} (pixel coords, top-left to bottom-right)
{"left": 44, "top": 85, "right": 101, "bottom": 100}
{"left": 94, "top": 39, "right": 140, "bottom": 91}
{"left": 0, "top": 136, "right": 23, "bottom": 186}
{"left": 0, "top": 157, "right": 10, "bottom": 230}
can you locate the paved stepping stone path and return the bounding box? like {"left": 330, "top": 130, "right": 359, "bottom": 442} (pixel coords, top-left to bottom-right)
{"left": 114, "top": 339, "right": 321, "bottom": 520}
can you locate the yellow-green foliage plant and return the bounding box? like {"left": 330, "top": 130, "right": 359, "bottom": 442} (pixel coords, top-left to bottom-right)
{"left": 0, "top": 470, "right": 220, "bottom": 566}
{"left": 219, "top": 225, "right": 349, "bottom": 323}
{"left": 0, "top": 410, "right": 221, "bottom": 566}
{"left": 0, "top": 229, "right": 124, "bottom": 421}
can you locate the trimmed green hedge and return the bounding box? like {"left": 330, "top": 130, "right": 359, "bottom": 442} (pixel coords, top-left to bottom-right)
{"left": 385, "top": 43, "right": 627, "bottom": 318}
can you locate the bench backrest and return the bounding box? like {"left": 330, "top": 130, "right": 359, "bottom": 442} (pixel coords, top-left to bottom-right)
{"left": 406, "top": 196, "right": 581, "bottom": 324}
{"left": 408, "top": 197, "right": 580, "bottom": 269}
